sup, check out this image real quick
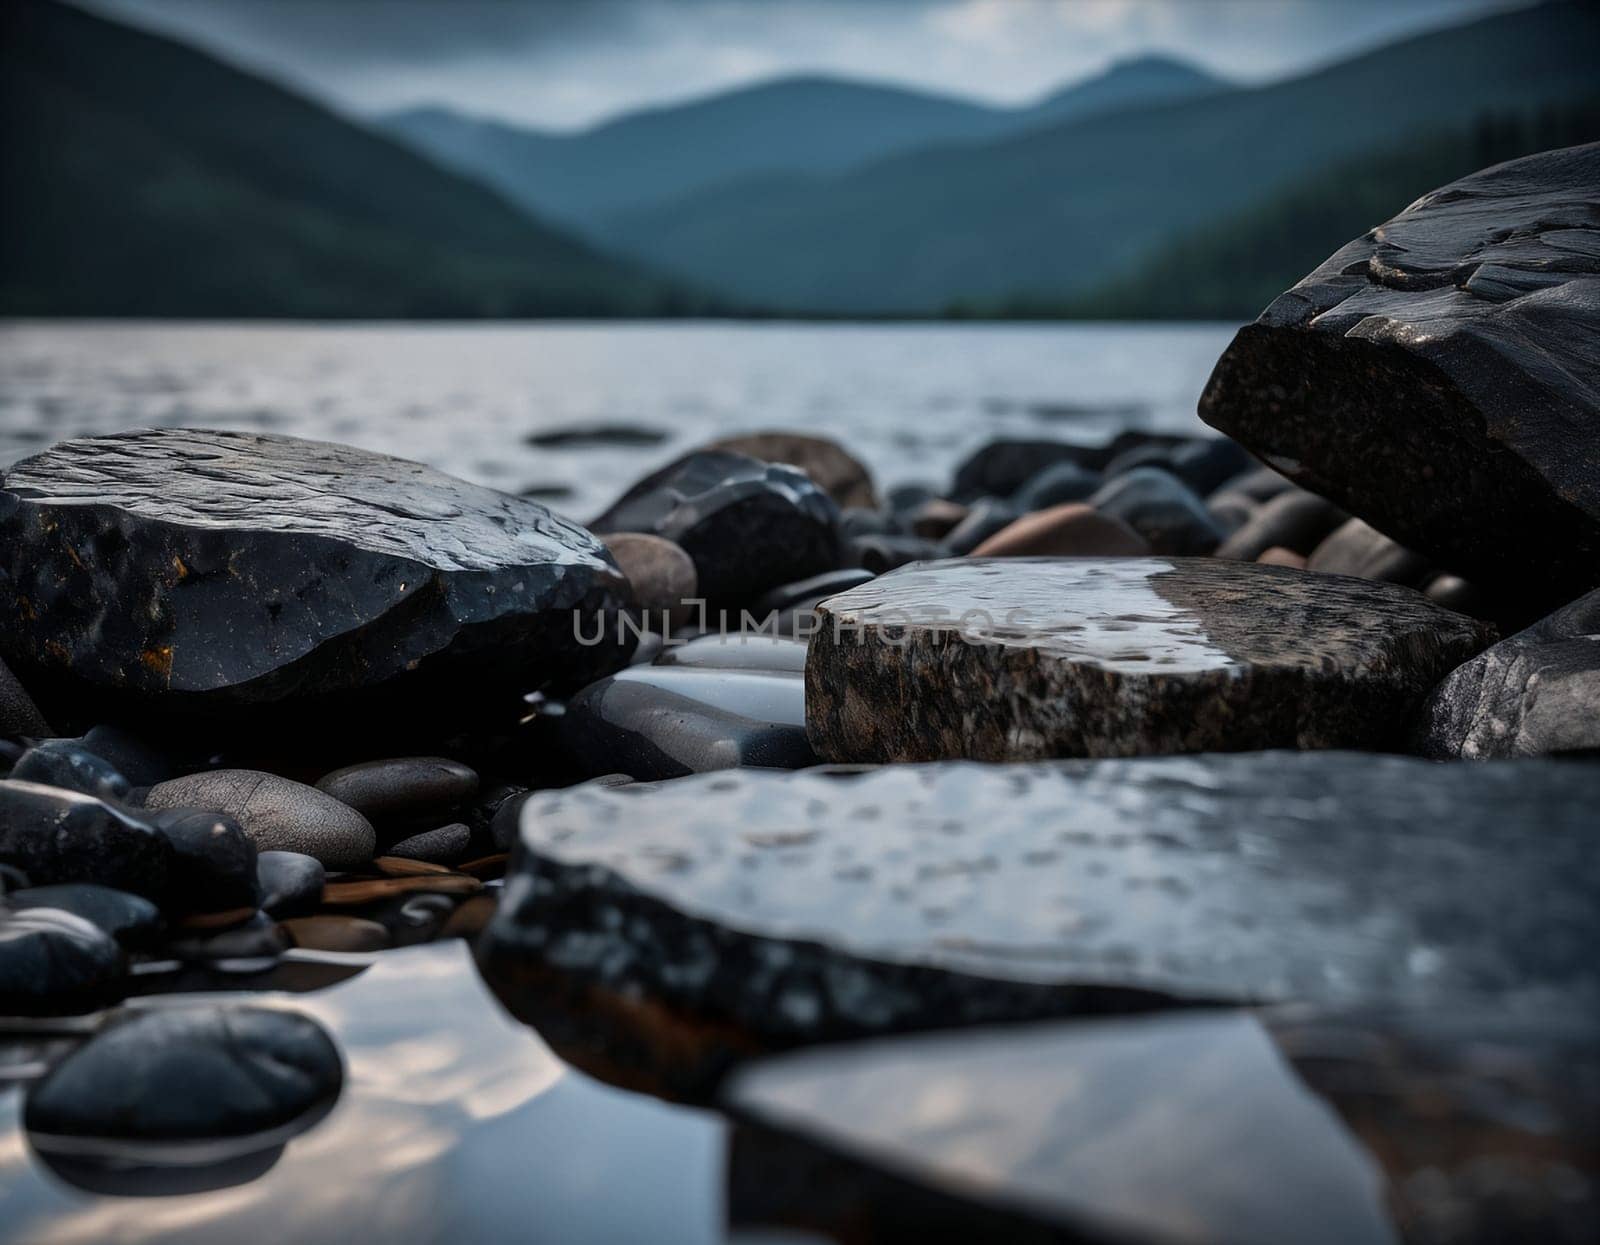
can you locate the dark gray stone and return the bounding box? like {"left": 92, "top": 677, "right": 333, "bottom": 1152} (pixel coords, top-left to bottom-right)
{"left": 0, "top": 655, "right": 51, "bottom": 738}
{"left": 166, "top": 912, "right": 288, "bottom": 964}
{"left": 24, "top": 1006, "right": 341, "bottom": 1145}
{"left": 949, "top": 440, "right": 1104, "bottom": 502}
{"left": 1199, "top": 143, "right": 1600, "bottom": 600}
{"left": 0, "top": 429, "right": 632, "bottom": 728}
{"left": 1011, "top": 460, "right": 1103, "bottom": 511}
{"left": 1104, "top": 436, "right": 1254, "bottom": 497}
{"left": 1215, "top": 490, "right": 1349, "bottom": 561}
{"left": 145, "top": 808, "right": 260, "bottom": 911}
{"left": 561, "top": 665, "right": 815, "bottom": 780}
{"left": 0, "top": 780, "right": 173, "bottom": 899}
{"left": 707, "top": 431, "right": 877, "bottom": 511}
{"left": 1088, "top": 467, "right": 1224, "bottom": 556}
{"left": 848, "top": 534, "right": 944, "bottom": 574}
{"left": 806, "top": 558, "right": 1490, "bottom": 763}
{"left": 256, "top": 851, "right": 325, "bottom": 918}
{"left": 940, "top": 498, "right": 1020, "bottom": 556}
{"left": 489, "top": 789, "right": 536, "bottom": 852}
{"left": 9, "top": 738, "right": 130, "bottom": 800}
{"left": 142, "top": 770, "right": 375, "bottom": 870}
{"left": 313, "top": 756, "right": 479, "bottom": 825}
{"left": 482, "top": 754, "right": 1600, "bottom": 1085}
{"left": 8, "top": 883, "right": 161, "bottom": 946}
{"left": 1415, "top": 587, "right": 1600, "bottom": 758}
{"left": 76, "top": 725, "right": 175, "bottom": 787}
{"left": 753, "top": 569, "right": 875, "bottom": 616}
{"left": 0, "top": 907, "right": 125, "bottom": 1014}
{"left": 1308, "top": 518, "right": 1432, "bottom": 585}
{"left": 656, "top": 633, "right": 809, "bottom": 675}
{"left": 387, "top": 822, "right": 471, "bottom": 865}
{"left": 590, "top": 450, "right": 841, "bottom": 606}
{"left": 525, "top": 423, "right": 668, "bottom": 448}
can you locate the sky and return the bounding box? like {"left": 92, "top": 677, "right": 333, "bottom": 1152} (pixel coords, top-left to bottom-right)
{"left": 80, "top": 0, "right": 1518, "bottom": 131}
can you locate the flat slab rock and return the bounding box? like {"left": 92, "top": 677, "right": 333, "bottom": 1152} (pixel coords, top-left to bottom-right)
{"left": 482, "top": 753, "right": 1600, "bottom": 1085}
{"left": 0, "top": 429, "right": 631, "bottom": 725}
{"left": 1200, "top": 143, "right": 1600, "bottom": 600}
{"left": 805, "top": 557, "right": 1489, "bottom": 762}
{"left": 727, "top": 1006, "right": 1599, "bottom": 1245}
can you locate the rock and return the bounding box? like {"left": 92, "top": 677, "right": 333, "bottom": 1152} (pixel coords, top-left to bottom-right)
{"left": 1204, "top": 493, "right": 1256, "bottom": 536}
{"left": 753, "top": 569, "right": 875, "bottom": 617}
{"left": 441, "top": 895, "right": 497, "bottom": 940}
{"left": 1258, "top": 546, "right": 1308, "bottom": 569}
{"left": 839, "top": 506, "right": 898, "bottom": 539}
{"left": 885, "top": 483, "right": 937, "bottom": 515}
{"left": 525, "top": 423, "right": 668, "bottom": 448}
{"left": 805, "top": 558, "right": 1490, "bottom": 762}
{"left": 848, "top": 534, "right": 943, "bottom": 574}
{"left": 1307, "top": 518, "right": 1431, "bottom": 585}
{"left": 1215, "top": 490, "right": 1349, "bottom": 561}
{"left": 76, "top": 724, "right": 175, "bottom": 787}
{"left": 281, "top": 915, "right": 390, "bottom": 952}
{"left": 727, "top": 1006, "right": 1599, "bottom": 1245}
{"left": 949, "top": 440, "right": 1104, "bottom": 502}
{"left": 0, "top": 908, "right": 125, "bottom": 1013}
{"left": 482, "top": 754, "right": 1600, "bottom": 1090}
{"left": 940, "top": 498, "right": 1021, "bottom": 556}
{"left": 1209, "top": 465, "right": 1296, "bottom": 506}
{"left": 489, "top": 789, "right": 537, "bottom": 852}
{"left": 145, "top": 808, "right": 260, "bottom": 912}
{"left": 8, "top": 884, "right": 161, "bottom": 946}
{"left": 368, "top": 892, "right": 458, "bottom": 946}
{"left": 1199, "top": 144, "right": 1600, "bottom": 600}
{"left": 562, "top": 665, "right": 815, "bottom": 780}
{"left": 313, "top": 757, "right": 479, "bottom": 826}
{"left": 906, "top": 498, "right": 969, "bottom": 541}
{"left": 143, "top": 770, "right": 375, "bottom": 870}
{"left": 0, "top": 780, "right": 173, "bottom": 899}
{"left": 1087, "top": 467, "right": 1224, "bottom": 556}
{"left": 386, "top": 822, "right": 472, "bottom": 865}
{"left": 9, "top": 738, "right": 131, "bottom": 800}
{"left": 656, "top": 633, "right": 809, "bottom": 675}
{"left": 590, "top": 450, "right": 841, "bottom": 606}
{"left": 1104, "top": 436, "right": 1255, "bottom": 497}
{"left": 968, "top": 503, "right": 1150, "bottom": 558}
{"left": 1424, "top": 573, "right": 1495, "bottom": 617}
{"left": 255, "top": 851, "right": 325, "bottom": 918}
{"left": 1011, "top": 460, "right": 1103, "bottom": 511}
{"left": 166, "top": 911, "right": 288, "bottom": 963}
{"left": 0, "top": 655, "right": 51, "bottom": 738}
{"left": 321, "top": 875, "right": 482, "bottom": 904}
{"left": 708, "top": 431, "right": 877, "bottom": 510}
{"left": 1414, "top": 587, "right": 1600, "bottom": 758}
{"left": 373, "top": 855, "right": 454, "bottom": 877}
{"left": 600, "top": 533, "right": 698, "bottom": 627}
{"left": 24, "top": 1006, "right": 342, "bottom": 1146}
{"left": 0, "top": 428, "right": 631, "bottom": 729}
{"left": 457, "top": 852, "right": 510, "bottom": 880}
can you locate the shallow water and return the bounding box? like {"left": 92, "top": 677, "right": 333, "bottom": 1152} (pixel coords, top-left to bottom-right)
{"left": 0, "top": 320, "right": 1236, "bottom": 519}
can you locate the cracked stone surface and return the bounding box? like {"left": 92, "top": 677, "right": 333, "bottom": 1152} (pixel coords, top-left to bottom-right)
{"left": 804, "top": 558, "right": 1490, "bottom": 763}
{"left": 0, "top": 429, "right": 632, "bottom": 727}
{"left": 1413, "top": 586, "right": 1600, "bottom": 758}
{"left": 727, "top": 1005, "right": 1599, "bottom": 1245}
{"left": 1199, "top": 143, "right": 1600, "bottom": 600}
{"left": 481, "top": 754, "right": 1600, "bottom": 1089}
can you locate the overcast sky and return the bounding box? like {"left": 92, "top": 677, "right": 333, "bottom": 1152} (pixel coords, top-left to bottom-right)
{"left": 79, "top": 0, "right": 1517, "bottom": 131}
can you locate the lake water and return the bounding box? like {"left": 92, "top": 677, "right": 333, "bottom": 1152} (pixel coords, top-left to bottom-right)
{"left": 0, "top": 321, "right": 1238, "bottom": 518}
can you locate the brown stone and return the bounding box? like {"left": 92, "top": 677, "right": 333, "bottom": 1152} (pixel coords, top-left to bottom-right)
{"left": 601, "top": 532, "right": 698, "bottom": 624}
{"left": 321, "top": 874, "right": 482, "bottom": 905}
{"left": 1308, "top": 519, "right": 1431, "bottom": 585}
{"left": 968, "top": 504, "right": 1150, "bottom": 559}
{"left": 372, "top": 855, "right": 453, "bottom": 877}
{"left": 282, "top": 915, "right": 390, "bottom": 952}
{"left": 1257, "top": 546, "right": 1308, "bottom": 569}
{"left": 440, "top": 895, "right": 498, "bottom": 939}
{"left": 709, "top": 431, "right": 877, "bottom": 509}
{"left": 457, "top": 853, "right": 510, "bottom": 880}
{"left": 174, "top": 905, "right": 257, "bottom": 930}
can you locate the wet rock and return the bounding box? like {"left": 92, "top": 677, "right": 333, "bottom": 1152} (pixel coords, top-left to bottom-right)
{"left": 0, "top": 428, "right": 631, "bottom": 729}
{"left": 0, "top": 908, "right": 125, "bottom": 1013}
{"left": 313, "top": 757, "right": 478, "bottom": 826}
{"left": 806, "top": 558, "right": 1490, "bottom": 762}
{"left": 482, "top": 754, "right": 1600, "bottom": 1085}
{"left": 146, "top": 808, "right": 260, "bottom": 912}
{"left": 0, "top": 780, "right": 173, "bottom": 899}
{"left": 1199, "top": 144, "right": 1600, "bottom": 600}
{"left": 940, "top": 498, "right": 1021, "bottom": 556}
{"left": 848, "top": 534, "right": 943, "bottom": 574}
{"left": 143, "top": 770, "right": 375, "bottom": 870}
{"left": 906, "top": 498, "right": 969, "bottom": 541}
{"left": 256, "top": 851, "right": 325, "bottom": 918}
{"left": 1088, "top": 467, "right": 1224, "bottom": 556}
{"left": 1308, "top": 518, "right": 1431, "bottom": 585}
{"left": 600, "top": 533, "right": 698, "bottom": 626}
{"left": 24, "top": 1006, "right": 341, "bottom": 1146}
{"left": 281, "top": 915, "right": 390, "bottom": 952}
{"left": 968, "top": 503, "right": 1150, "bottom": 559}
{"left": 949, "top": 440, "right": 1104, "bottom": 503}
{"left": 1414, "top": 587, "right": 1600, "bottom": 758}
{"left": 1258, "top": 546, "right": 1308, "bottom": 569}
{"left": 656, "top": 633, "right": 809, "bottom": 675}
{"left": 9, "top": 738, "right": 130, "bottom": 800}
{"left": 8, "top": 884, "right": 161, "bottom": 946}
{"left": 1011, "top": 460, "right": 1102, "bottom": 511}
{"left": 562, "top": 665, "right": 815, "bottom": 780}
{"left": 591, "top": 450, "right": 841, "bottom": 605}
{"left": 0, "top": 655, "right": 52, "bottom": 738}
{"left": 1215, "top": 490, "right": 1349, "bottom": 561}
{"left": 385, "top": 822, "right": 472, "bottom": 865}
{"left": 708, "top": 431, "right": 877, "bottom": 510}
{"left": 754, "top": 569, "right": 875, "bottom": 617}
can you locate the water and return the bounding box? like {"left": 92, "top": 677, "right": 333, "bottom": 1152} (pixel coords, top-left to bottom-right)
{"left": 0, "top": 321, "right": 1236, "bottom": 518}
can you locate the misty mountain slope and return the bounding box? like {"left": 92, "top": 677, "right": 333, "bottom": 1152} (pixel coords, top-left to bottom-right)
{"left": 599, "top": 2, "right": 1600, "bottom": 313}
{"left": 0, "top": 0, "right": 693, "bottom": 317}
{"left": 380, "top": 57, "right": 1225, "bottom": 228}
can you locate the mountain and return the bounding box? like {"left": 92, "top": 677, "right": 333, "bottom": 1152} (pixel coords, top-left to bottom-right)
{"left": 597, "top": 2, "right": 1600, "bottom": 313}
{"left": 0, "top": 0, "right": 697, "bottom": 318}
{"left": 380, "top": 57, "right": 1225, "bottom": 229}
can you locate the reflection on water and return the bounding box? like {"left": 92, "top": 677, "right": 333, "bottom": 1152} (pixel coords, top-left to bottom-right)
{"left": 0, "top": 943, "right": 725, "bottom": 1245}
{"left": 0, "top": 322, "right": 1234, "bottom": 519}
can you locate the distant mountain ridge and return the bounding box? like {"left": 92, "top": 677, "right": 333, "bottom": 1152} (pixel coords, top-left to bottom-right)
{"left": 381, "top": 56, "right": 1225, "bottom": 229}
{"left": 0, "top": 0, "right": 697, "bottom": 317}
